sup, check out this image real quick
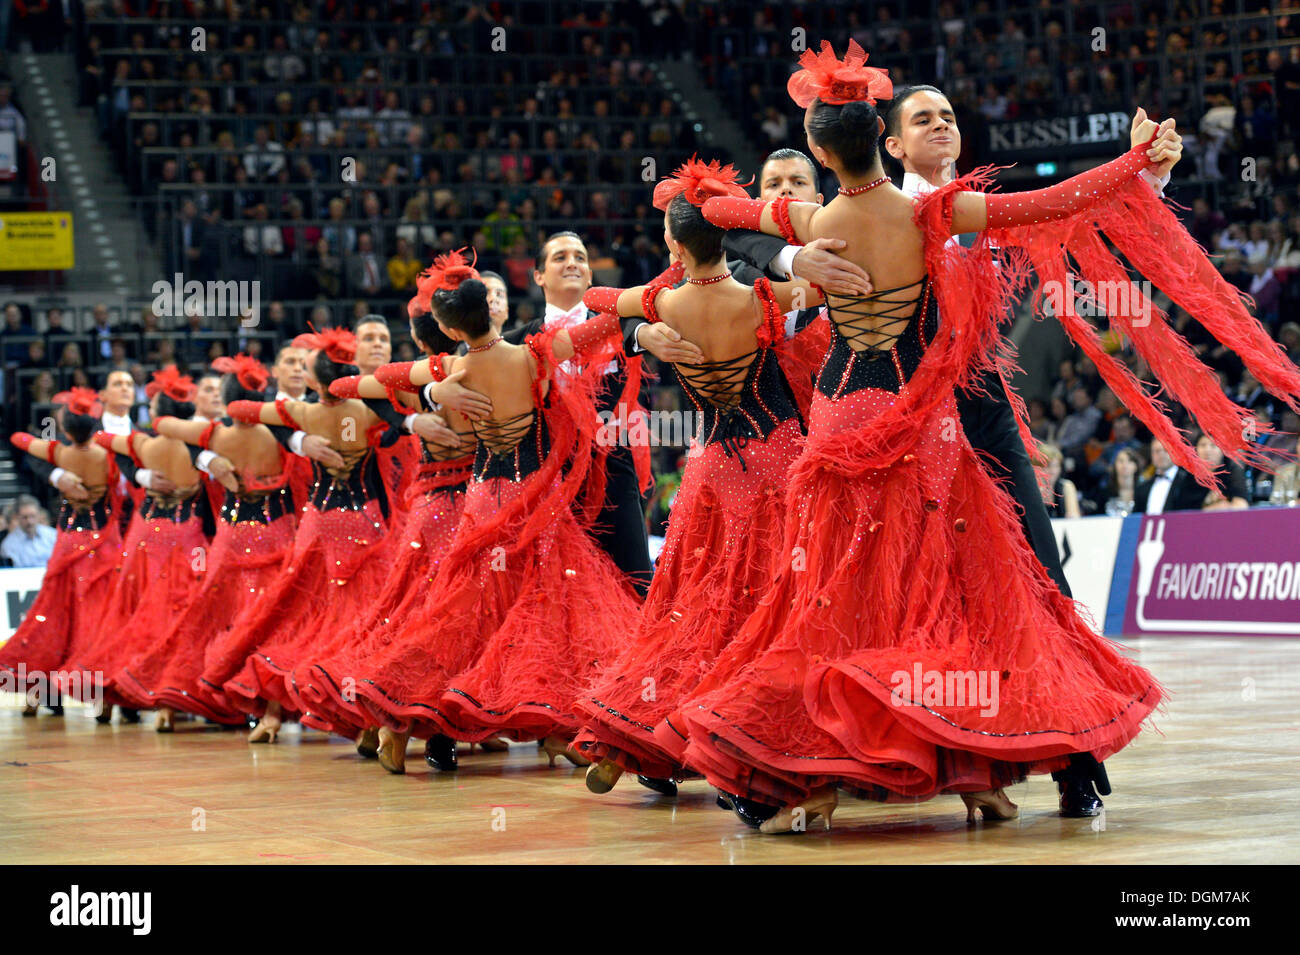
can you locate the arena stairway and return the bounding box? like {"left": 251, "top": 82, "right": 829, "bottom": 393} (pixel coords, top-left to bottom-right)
{"left": 8, "top": 52, "right": 159, "bottom": 297}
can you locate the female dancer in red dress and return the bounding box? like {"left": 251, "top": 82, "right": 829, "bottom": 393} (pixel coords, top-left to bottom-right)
{"left": 205, "top": 329, "right": 395, "bottom": 742}
{"left": 572, "top": 159, "right": 815, "bottom": 797}
{"left": 671, "top": 40, "right": 1300, "bottom": 833}
{"left": 111, "top": 356, "right": 299, "bottom": 730}
{"left": 67, "top": 368, "right": 213, "bottom": 728}
{"left": 289, "top": 253, "right": 484, "bottom": 759}
{"left": 328, "top": 277, "right": 641, "bottom": 773}
{"left": 3, "top": 390, "right": 123, "bottom": 714}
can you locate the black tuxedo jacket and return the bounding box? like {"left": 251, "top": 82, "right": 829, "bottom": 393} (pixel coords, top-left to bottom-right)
{"left": 1135, "top": 468, "right": 1208, "bottom": 513}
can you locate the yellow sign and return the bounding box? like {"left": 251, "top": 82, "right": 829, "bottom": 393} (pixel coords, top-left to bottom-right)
{"left": 0, "top": 212, "right": 75, "bottom": 270}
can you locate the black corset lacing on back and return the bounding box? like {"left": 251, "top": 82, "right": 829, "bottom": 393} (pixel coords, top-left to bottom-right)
{"left": 817, "top": 275, "right": 939, "bottom": 398}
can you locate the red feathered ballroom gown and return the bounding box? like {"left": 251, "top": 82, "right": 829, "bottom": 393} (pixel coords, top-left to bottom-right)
{"left": 291, "top": 434, "right": 474, "bottom": 737}
{"left": 340, "top": 330, "right": 640, "bottom": 743}
{"left": 204, "top": 431, "right": 394, "bottom": 720}
{"left": 573, "top": 279, "right": 809, "bottom": 779}
{"left": 0, "top": 458, "right": 123, "bottom": 702}
{"left": 65, "top": 476, "right": 214, "bottom": 708}
{"left": 113, "top": 443, "right": 299, "bottom": 723}
{"left": 677, "top": 142, "right": 1300, "bottom": 808}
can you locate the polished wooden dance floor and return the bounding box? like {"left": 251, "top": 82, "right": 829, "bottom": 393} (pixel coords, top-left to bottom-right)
{"left": 2, "top": 635, "right": 1298, "bottom": 864}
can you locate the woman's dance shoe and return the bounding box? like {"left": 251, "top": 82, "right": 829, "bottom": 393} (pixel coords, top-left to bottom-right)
{"left": 584, "top": 759, "right": 624, "bottom": 793}
{"left": 154, "top": 707, "right": 175, "bottom": 733}
{"left": 541, "top": 735, "right": 590, "bottom": 768}
{"left": 377, "top": 727, "right": 408, "bottom": 774}
{"left": 355, "top": 727, "right": 380, "bottom": 759}
{"left": 248, "top": 716, "right": 280, "bottom": 744}
{"left": 758, "top": 789, "right": 838, "bottom": 834}
{"left": 960, "top": 788, "right": 1019, "bottom": 824}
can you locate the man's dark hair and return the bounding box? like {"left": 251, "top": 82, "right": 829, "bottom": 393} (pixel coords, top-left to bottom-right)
{"left": 538, "top": 230, "right": 585, "bottom": 265}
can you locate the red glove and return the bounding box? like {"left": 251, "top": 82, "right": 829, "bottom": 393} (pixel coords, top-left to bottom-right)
{"left": 701, "top": 195, "right": 769, "bottom": 231}
{"left": 651, "top": 261, "right": 685, "bottom": 287}
{"left": 10, "top": 432, "right": 34, "bottom": 453}
{"left": 374, "top": 361, "right": 419, "bottom": 391}
{"left": 330, "top": 375, "right": 362, "bottom": 399}
{"left": 93, "top": 432, "right": 117, "bottom": 451}
{"left": 567, "top": 312, "right": 621, "bottom": 354}
{"left": 583, "top": 287, "right": 622, "bottom": 314}
{"left": 227, "top": 400, "right": 265, "bottom": 424}
{"left": 985, "top": 142, "right": 1154, "bottom": 229}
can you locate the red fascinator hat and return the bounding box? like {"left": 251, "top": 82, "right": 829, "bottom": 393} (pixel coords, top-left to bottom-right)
{"left": 293, "top": 326, "right": 357, "bottom": 364}
{"left": 408, "top": 247, "right": 481, "bottom": 318}
{"left": 53, "top": 387, "right": 103, "bottom": 418}
{"left": 146, "top": 365, "right": 198, "bottom": 402}
{"left": 787, "top": 39, "right": 893, "bottom": 109}
{"left": 653, "top": 155, "right": 753, "bottom": 211}
{"left": 211, "top": 353, "right": 269, "bottom": 393}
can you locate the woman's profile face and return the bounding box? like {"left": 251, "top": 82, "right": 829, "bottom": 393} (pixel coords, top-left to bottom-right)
{"left": 1044, "top": 455, "right": 1062, "bottom": 481}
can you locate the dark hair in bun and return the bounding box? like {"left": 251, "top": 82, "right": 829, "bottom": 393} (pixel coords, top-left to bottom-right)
{"left": 312, "top": 350, "right": 360, "bottom": 389}
{"left": 64, "top": 411, "right": 98, "bottom": 445}
{"left": 807, "top": 98, "right": 882, "bottom": 176}
{"left": 155, "top": 392, "right": 196, "bottom": 420}
{"left": 667, "top": 193, "right": 724, "bottom": 265}
{"left": 433, "top": 278, "right": 491, "bottom": 338}
{"left": 220, "top": 373, "right": 264, "bottom": 406}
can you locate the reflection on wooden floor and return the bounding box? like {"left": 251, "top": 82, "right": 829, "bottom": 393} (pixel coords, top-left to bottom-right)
{"left": 2, "top": 636, "right": 1299, "bottom": 864}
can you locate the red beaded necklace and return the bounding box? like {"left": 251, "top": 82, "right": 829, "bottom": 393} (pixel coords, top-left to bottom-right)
{"left": 467, "top": 336, "right": 503, "bottom": 353}
{"left": 838, "top": 175, "right": 891, "bottom": 197}
{"left": 686, "top": 270, "right": 731, "bottom": 285}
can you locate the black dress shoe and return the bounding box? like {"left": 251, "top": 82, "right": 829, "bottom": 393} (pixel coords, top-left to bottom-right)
{"left": 48, "top": 704, "right": 64, "bottom": 716}
{"left": 717, "top": 791, "right": 779, "bottom": 828}
{"left": 1058, "top": 777, "right": 1103, "bottom": 817}
{"left": 424, "top": 734, "right": 458, "bottom": 771}
{"left": 94, "top": 705, "right": 112, "bottom": 724}
{"left": 1053, "top": 753, "right": 1109, "bottom": 817}
{"left": 636, "top": 775, "right": 678, "bottom": 798}
{"left": 120, "top": 708, "right": 141, "bottom": 724}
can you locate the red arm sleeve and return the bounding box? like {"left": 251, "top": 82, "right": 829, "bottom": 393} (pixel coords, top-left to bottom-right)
{"left": 227, "top": 400, "right": 265, "bottom": 424}
{"left": 329, "top": 375, "right": 361, "bottom": 399}
{"left": 583, "top": 287, "right": 622, "bottom": 314}
{"left": 701, "top": 196, "right": 769, "bottom": 231}
{"left": 373, "top": 361, "right": 419, "bottom": 392}
{"left": 93, "top": 432, "right": 117, "bottom": 451}
{"left": 985, "top": 143, "right": 1153, "bottom": 229}
{"left": 567, "top": 312, "right": 621, "bottom": 354}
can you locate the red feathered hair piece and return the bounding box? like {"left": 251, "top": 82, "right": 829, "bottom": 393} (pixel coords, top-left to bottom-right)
{"left": 787, "top": 39, "right": 893, "bottom": 109}
{"left": 653, "top": 155, "right": 753, "bottom": 211}
{"left": 293, "top": 326, "right": 357, "bottom": 364}
{"left": 146, "top": 365, "right": 197, "bottom": 402}
{"left": 53, "top": 387, "right": 103, "bottom": 418}
{"left": 408, "top": 247, "right": 481, "bottom": 318}
{"left": 211, "top": 353, "right": 269, "bottom": 393}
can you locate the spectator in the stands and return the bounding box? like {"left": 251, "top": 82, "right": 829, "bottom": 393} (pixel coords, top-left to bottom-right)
{"left": 29, "top": 370, "right": 56, "bottom": 407}
{"left": 1055, "top": 384, "right": 1101, "bottom": 461}
{"left": 323, "top": 197, "right": 357, "bottom": 256}
{"left": 1104, "top": 446, "right": 1146, "bottom": 516}
{"left": 1196, "top": 433, "right": 1251, "bottom": 511}
{"left": 20, "top": 339, "right": 47, "bottom": 370}
{"left": 4, "top": 302, "right": 32, "bottom": 362}
{"left": 1036, "top": 443, "right": 1082, "bottom": 519}
{"left": 387, "top": 236, "right": 421, "bottom": 292}
{"left": 1, "top": 496, "right": 56, "bottom": 569}
{"left": 89, "top": 303, "right": 115, "bottom": 360}
{"left": 1136, "top": 439, "right": 1209, "bottom": 514}
{"left": 56, "top": 341, "right": 84, "bottom": 373}
{"left": 243, "top": 203, "right": 284, "bottom": 257}
{"left": 0, "top": 83, "right": 27, "bottom": 145}
{"left": 243, "top": 125, "right": 286, "bottom": 180}
{"left": 347, "top": 231, "right": 384, "bottom": 296}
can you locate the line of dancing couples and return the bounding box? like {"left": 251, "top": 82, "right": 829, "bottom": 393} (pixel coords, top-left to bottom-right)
{"left": 7, "top": 41, "right": 1300, "bottom": 834}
